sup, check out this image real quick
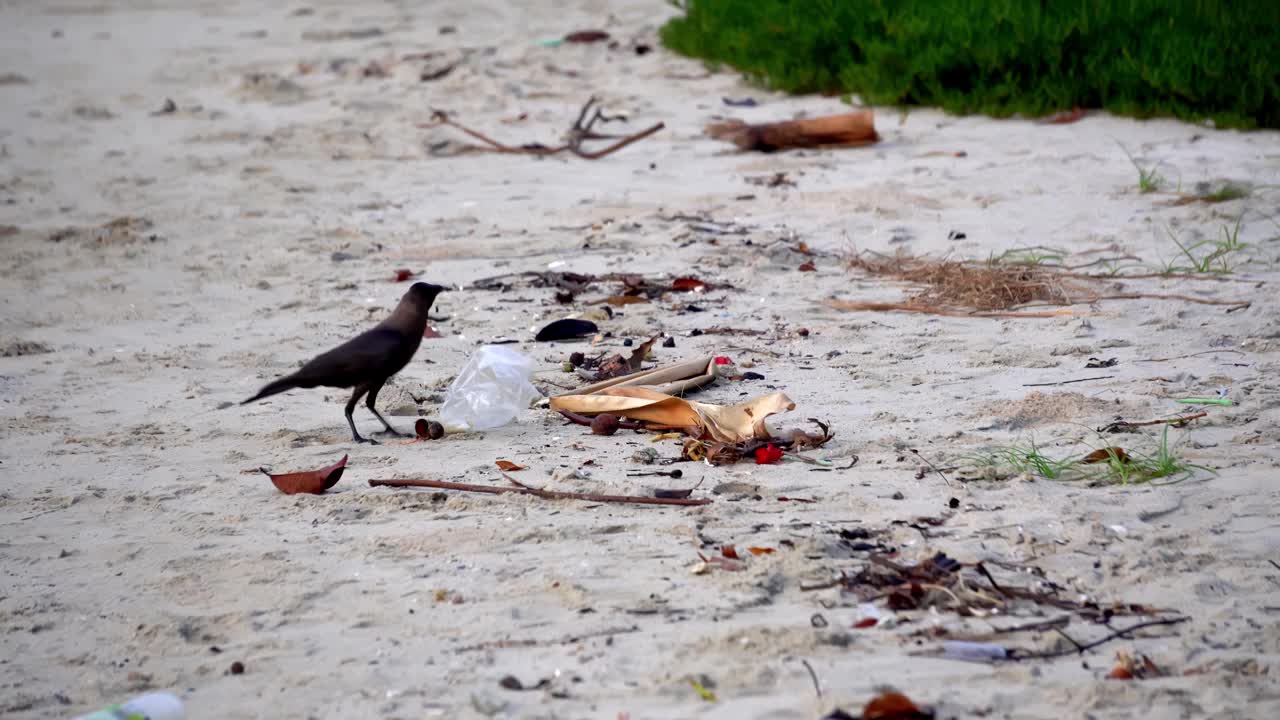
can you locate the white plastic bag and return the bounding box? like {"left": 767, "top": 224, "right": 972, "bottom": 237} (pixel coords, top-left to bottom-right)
{"left": 440, "top": 345, "right": 543, "bottom": 431}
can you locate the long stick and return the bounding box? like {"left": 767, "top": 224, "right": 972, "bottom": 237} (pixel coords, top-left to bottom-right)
{"left": 1022, "top": 375, "right": 1115, "bottom": 387}
{"left": 369, "top": 478, "right": 711, "bottom": 506}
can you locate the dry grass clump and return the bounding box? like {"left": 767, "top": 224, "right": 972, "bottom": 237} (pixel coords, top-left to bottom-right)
{"left": 847, "top": 252, "right": 1091, "bottom": 312}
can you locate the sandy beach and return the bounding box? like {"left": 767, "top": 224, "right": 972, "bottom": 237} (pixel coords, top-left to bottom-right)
{"left": 2, "top": 1, "right": 1280, "bottom": 718}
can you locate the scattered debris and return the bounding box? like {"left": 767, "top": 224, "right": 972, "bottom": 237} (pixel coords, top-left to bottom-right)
{"left": 745, "top": 172, "right": 795, "bottom": 188}
{"left": 552, "top": 387, "right": 795, "bottom": 444}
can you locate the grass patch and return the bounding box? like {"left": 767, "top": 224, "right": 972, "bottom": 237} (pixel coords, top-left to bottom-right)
{"left": 1118, "top": 144, "right": 1170, "bottom": 193}
{"left": 1198, "top": 183, "right": 1251, "bottom": 203}
{"left": 661, "top": 1, "right": 1280, "bottom": 129}
{"left": 965, "top": 427, "right": 1211, "bottom": 485}
{"left": 1158, "top": 218, "right": 1248, "bottom": 275}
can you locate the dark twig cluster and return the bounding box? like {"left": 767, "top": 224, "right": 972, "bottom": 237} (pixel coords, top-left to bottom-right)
{"left": 423, "top": 96, "right": 664, "bottom": 159}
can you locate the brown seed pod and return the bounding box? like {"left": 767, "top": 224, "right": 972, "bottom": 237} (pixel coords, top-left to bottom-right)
{"left": 590, "top": 414, "right": 620, "bottom": 436}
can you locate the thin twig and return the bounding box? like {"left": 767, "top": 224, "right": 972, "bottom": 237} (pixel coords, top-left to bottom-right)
{"left": 1136, "top": 349, "right": 1246, "bottom": 363}
{"left": 1052, "top": 627, "right": 1087, "bottom": 653}
{"left": 423, "top": 97, "right": 664, "bottom": 160}
{"left": 799, "top": 659, "right": 822, "bottom": 699}
{"left": 456, "top": 625, "right": 640, "bottom": 653}
{"left": 1012, "top": 617, "right": 1190, "bottom": 660}
{"left": 909, "top": 448, "right": 951, "bottom": 486}
{"left": 824, "top": 300, "right": 1073, "bottom": 319}
{"left": 1022, "top": 375, "right": 1115, "bottom": 387}
{"left": 1068, "top": 271, "right": 1265, "bottom": 285}
{"left": 1084, "top": 293, "right": 1251, "bottom": 309}
{"left": 369, "top": 478, "right": 711, "bottom": 506}
{"left": 1098, "top": 412, "right": 1206, "bottom": 433}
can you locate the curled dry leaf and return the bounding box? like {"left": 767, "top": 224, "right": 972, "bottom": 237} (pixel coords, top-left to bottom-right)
{"left": 261, "top": 454, "right": 348, "bottom": 495}
{"left": 423, "top": 325, "right": 442, "bottom": 338}
{"left": 392, "top": 268, "right": 415, "bottom": 282}
{"left": 721, "top": 545, "right": 740, "bottom": 560}
{"left": 862, "top": 691, "right": 933, "bottom": 720}
{"left": 1083, "top": 447, "right": 1129, "bottom": 464}
{"left": 798, "top": 261, "right": 817, "bottom": 272}
{"left": 495, "top": 460, "right": 527, "bottom": 472}
{"left": 747, "top": 546, "right": 775, "bottom": 556}
{"left": 671, "top": 276, "right": 707, "bottom": 292}
{"left": 854, "top": 617, "right": 879, "bottom": 629}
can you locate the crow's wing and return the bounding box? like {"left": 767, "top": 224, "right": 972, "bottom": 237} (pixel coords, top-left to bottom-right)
{"left": 290, "top": 327, "right": 407, "bottom": 389}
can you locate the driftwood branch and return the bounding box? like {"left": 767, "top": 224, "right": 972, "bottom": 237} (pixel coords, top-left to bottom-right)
{"left": 422, "top": 96, "right": 664, "bottom": 160}
{"left": 369, "top": 477, "right": 711, "bottom": 507}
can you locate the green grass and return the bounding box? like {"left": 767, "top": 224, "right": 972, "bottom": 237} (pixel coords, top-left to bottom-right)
{"left": 965, "top": 426, "right": 1212, "bottom": 485}
{"left": 1198, "top": 183, "right": 1251, "bottom": 203}
{"left": 661, "top": 1, "right": 1280, "bottom": 129}
{"left": 1159, "top": 218, "right": 1247, "bottom": 275}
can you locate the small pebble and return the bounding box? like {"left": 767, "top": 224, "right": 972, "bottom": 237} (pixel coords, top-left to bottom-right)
{"left": 797, "top": 328, "right": 810, "bottom": 337}
{"left": 948, "top": 497, "right": 960, "bottom": 509}
{"left": 622, "top": 338, "right": 633, "bottom": 347}
{"left": 742, "top": 371, "right": 765, "bottom": 380}
{"left": 662, "top": 337, "right": 675, "bottom": 348}
{"left": 891, "top": 491, "right": 905, "bottom": 500}
{"left": 229, "top": 661, "right": 245, "bottom": 675}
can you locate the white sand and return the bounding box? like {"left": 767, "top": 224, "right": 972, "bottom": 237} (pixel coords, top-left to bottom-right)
{"left": 3, "top": 1, "right": 1280, "bottom": 718}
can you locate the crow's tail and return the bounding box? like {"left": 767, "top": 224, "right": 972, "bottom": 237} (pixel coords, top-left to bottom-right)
{"left": 241, "top": 375, "right": 300, "bottom": 405}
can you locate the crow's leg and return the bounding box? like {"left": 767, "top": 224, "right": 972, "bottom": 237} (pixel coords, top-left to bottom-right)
{"left": 365, "top": 380, "right": 405, "bottom": 437}
{"left": 346, "top": 384, "right": 377, "bottom": 444}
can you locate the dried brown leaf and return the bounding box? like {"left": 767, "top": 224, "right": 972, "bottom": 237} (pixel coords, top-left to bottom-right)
{"left": 261, "top": 454, "right": 348, "bottom": 495}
